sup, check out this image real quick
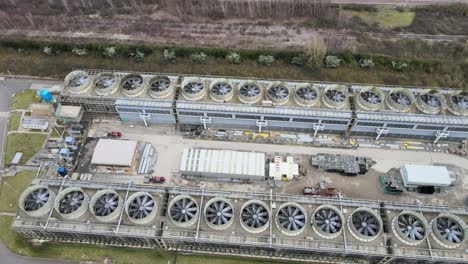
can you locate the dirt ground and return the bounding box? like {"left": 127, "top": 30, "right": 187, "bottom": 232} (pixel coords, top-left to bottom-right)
{"left": 86, "top": 122, "right": 468, "bottom": 207}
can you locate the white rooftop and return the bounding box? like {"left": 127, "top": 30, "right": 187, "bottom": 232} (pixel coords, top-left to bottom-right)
{"left": 91, "top": 139, "right": 138, "bottom": 167}
{"left": 400, "top": 164, "right": 451, "bottom": 187}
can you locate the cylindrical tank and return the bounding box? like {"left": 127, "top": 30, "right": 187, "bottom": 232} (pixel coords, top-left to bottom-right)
{"left": 385, "top": 88, "right": 415, "bottom": 113}
{"left": 240, "top": 200, "right": 270, "bottom": 234}
{"left": 148, "top": 76, "right": 174, "bottom": 99}
{"left": 356, "top": 86, "right": 385, "bottom": 111}
{"left": 168, "top": 194, "right": 199, "bottom": 228}
{"left": 204, "top": 197, "right": 235, "bottom": 230}
{"left": 237, "top": 80, "right": 262, "bottom": 104}
{"left": 120, "top": 74, "right": 146, "bottom": 98}
{"left": 347, "top": 207, "right": 383, "bottom": 242}
{"left": 321, "top": 84, "right": 348, "bottom": 109}
{"left": 181, "top": 77, "right": 206, "bottom": 101}
{"left": 125, "top": 192, "right": 158, "bottom": 225}
{"left": 19, "top": 185, "right": 55, "bottom": 218}
{"left": 293, "top": 84, "right": 320, "bottom": 107}
{"left": 89, "top": 189, "right": 123, "bottom": 223}
{"left": 64, "top": 70, "right": 92, "bottom": 94}
{"left": 93, "top": 72, "right": 119, "bottom": 96}
{"left": 209, "top": 78, "right": 234, "bottom": 102}
{"left": 266, "top": 82, "right": 290, "bottom": 105}
{"left": 447, "top": 91, "right": 468, "bottom": 116}
{"left": 54, "top": 187, "right": 89, "bottom": 220}
{"left": 415, "top": 89, "right": 447, "bottom": 115}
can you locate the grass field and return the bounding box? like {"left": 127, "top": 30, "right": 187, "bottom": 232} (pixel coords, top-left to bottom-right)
{"left": 351, "top": 10, "right": 415, "bottom": 29}
{"left": 0, "top": 171, "right": 35, "bottom": 212}
{"left": 8, "top": 115, "right": 21, "bottom": 132}
{"left": 10, "top": 89, "right": 41, "bottom": 110}
{"left": 5, "top": 133, "right": 47, "bottom": 165}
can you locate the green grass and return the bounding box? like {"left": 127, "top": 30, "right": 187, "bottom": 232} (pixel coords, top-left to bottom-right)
{"left": 0, "top": 171, "right": 35, "bottom": 212}
{"left": 5, "top": 133, "right": 47, "bottom": 165}
{"left": 351, "top": 10, "right": 415, "bottom": 29}
{"left": 8, "top": 115, "right": 21, "bottom": 132}
{"left": 10, "top": 89, "right": 41, "bottom": 110}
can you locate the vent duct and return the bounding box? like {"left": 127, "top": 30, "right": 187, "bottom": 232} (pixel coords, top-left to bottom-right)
{"left": 120, "top": 74, "right": 146, "bottom": 98}
{"left": 275, "top": 202, "right": 306, "bottom": 236}
{"left": 209, "top": 79, "right": 234, "bottom": 102}
{"left": 19, "top": 185, "right": 55, "bottom": 218}
{"left": 168, "top": 195, "right": 199, "bottom": 228}
{"left": 204, "top": 197, "right": 234, "bottom": 230}
{"left": 238, "top": 80, "right": 262, "bottom": 104}
{"left": 321, "top": 85, "right": 348, "bottom": 109}
{"left": 94, "top": 72, "right": 119, "bottom": 96}
{"left": 312, "top": 205, "right": 344, "bottom": 239}
{"left": 181, "top": 77, "right": 206, "bottom": 101}
{"left": 266, "top": 82, "right": 290, "bottom": 105}
{"left": 148, "top": 76, "right": 174, "bottom": 99}
{"left": 64, "top": 70, "right": 92, "bottom": 94}
{"left": 240, "top": 200, "right": 270, "bottom": 234}
{"left": 415, "top": 89, "right": 447, "bottom": 115}
{"left": 447, "top": 91, "right": 468, "bottom": 116}
{"left": 293, "top": 84, "right": 320, "bottom": 107}
{"left": 90, "top": 189, "right": 123, "bottom": 223}
{"left": 54, "top": 187, "right": 89, "bottom": 220}
{"left": 385, "top": 88, "right": 415, "bottom": 113}
{"left": 347, "top": 207, "right": 383, "bottom": 242}
{"left": 356, "top": 87, "right": 385, "bottom": 111}
{"left": 392, "top": 211, "right": 428, "bottom": 245}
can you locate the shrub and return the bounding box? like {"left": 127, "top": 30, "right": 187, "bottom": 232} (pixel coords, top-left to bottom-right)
{"left": 129, "top": 49, "right": 145, "bottom": 62}
{"left": 71, "top": 47, "right": 88, "bottom": 56}
{"left": 163, "top": 49, "right": 177, "bottom": 62}
{"left": 325, "top": 56, "right": 341, "bottom": 68}
{"left": 291, "top": 55, "right": 306, "bottom": 66}
{"left": 191, "top": 52, "right": 208, "bottom": 64}
{"left": 391, "top": 60, "right": 408, "bottom": 71}
{"left": 304, "top": 33, "right": 327, "bottom": 68}
{"left": 257, "top": 55, "right": 275, "bottom": 66}
{"left": 102, "top": 47, "right": 116, "bottom": 57}
{"left": 225, "top": 52, "right": 241, "bottom": 64}
{"left": 359, "top": 58, "right": 375, "bottom": 68}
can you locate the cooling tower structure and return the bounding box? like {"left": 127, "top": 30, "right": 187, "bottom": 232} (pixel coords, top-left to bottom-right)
{"left": 148, "top": 76, "right": 175, "bottom": 99}
{"left": 54, "top": 187, "right": 89, "bottom": 220}
{"left": 181, "top": 77, "right": 206, "bottom": 101}
{"left": 64, "top": 70, "right": 92, "bottom": 94}
{"left": 266, "top": 82, "right": 290, "bottom": 105}
{"left": 237, "top": 80, "right": 262, "bottom": 104}
{"left": 312, "top": 205, "right": 344, "bottom": 239}
{"left": 19, "top": 185, "right": 55, "bottom": 218}
{"left": 392, "top": 211, "right": 429, "bottom": 246}
{"left": 125, "top": 192, "right": 158, "bottom": 225}
{"left": 293, "top": 84, "right": 320, "bottom": 107}
{"left": 322, "top": 85, "right": 348, "bottom": 109}
{"left": 168, "top": 195, "right": 199, "bottom": 228}
{"left": 415, "top": 89, "right": 447, "bottom": 115}
{"left": 447, "top": 91, "right": 468, "bottom": 116}
{"left": 120, "top": 74, "right": 146, "bottom": 98}
{"left": 356, "top": 86, "right": 385, "bottom": 111}
{"left": 89, "top": 189, "right": 123, "bottom": 223}
{"left": 240, "top": 200, "right": 270, "bottom": 234}
{"left": 430, "top": 214, "right": 467, "bottom": 249}
{"left": 347, "top": 207, "right": 383, "bottom": 242}
{"left": 385, "top": 88, "right": 415, "bottom": 113}
{"left": 93, "top": 72, "right": 119, "bottom": 96}
{"left": 209, "top": 79, "right": 234, "bottom": 102}
{"left": 204, "top": 197, "right": 235, "bottom": 230}
{"left": 275, "top": 202, "right": 307, "bottom": 236}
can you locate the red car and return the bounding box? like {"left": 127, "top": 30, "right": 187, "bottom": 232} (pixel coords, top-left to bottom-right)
{"left": 107, "top": 131, "right": 122, "bottom": 138}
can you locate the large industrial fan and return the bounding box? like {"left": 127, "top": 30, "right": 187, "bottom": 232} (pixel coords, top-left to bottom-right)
{"left": 95, "top": 75, "right": 116, "bottom": 89}
{"left": 351, "top": 210, "right": 380, "bottom": 237}
{"left": 183, "top": 81, "right": 204, "bottom": 94}
{"left": 205, "top": 199, "right": 233, "bottom": 226}
{"left": 390, "top": 92, "right": 412, "bottom": 106}
{"left": 325, "top": 88, "right": 346, "bottom": 102}
{"left": 23, "top": 188, "right": 50, "bottom": 212}
{"left": 67, "top": 74, "right": 89, "bottom": 87}
{"left": 241, "top": 202, "right": 269, "bottom": 229}
{"left": 58, "top": 190, "right": 85, "bottom": 214}
{"left": 360, "top": 90, "right": 382, "bottom": 105}
{"left": 170, "top": 196, "right": 198, "bottom": 223}
{"left": 296, "top": 86, "right": 318, "bottom": 101}
{"left": 435, "top": 216, "right": 464, "bottom": 244}
{"left": 314, "top": 207, "right": 342, "bottom": 234}
{"left": 420, "top": 94, "right": 441, "bottom": 107}
{"left": 239, "top": 83, "right": 260, "bottom": 98}
{"left": 150, "top": 77, "right": 171, "bottom": 92}
{"left": 212, "top": 82, "right": 232, "bottom": 96}
{"left": 396, "top": 213, "right": 426, "bottom": 241}
{"left": 122, "top": 75, "right": 143, "bottom": 91}
{"left": 277, "top": 204, "right": 306, "bottom": 232}
{"left": 127, "top": 193, "right": 155, "bottom": 220}
{"left": 93, "top": 192, "right": 120, "bottom": 216}
{"left": 267, "top": 85, "right": 289, "bottom": 99}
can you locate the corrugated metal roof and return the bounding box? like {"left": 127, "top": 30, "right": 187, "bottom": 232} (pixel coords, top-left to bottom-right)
{"left": 401, "top": 164, "right": 451, "bottom": 187}
{"left": 180, "top": 148, "right": 265, "bottom": 178}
